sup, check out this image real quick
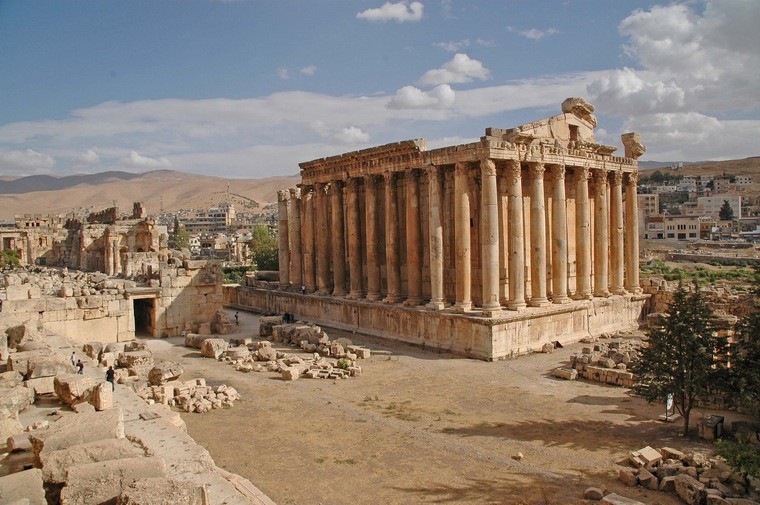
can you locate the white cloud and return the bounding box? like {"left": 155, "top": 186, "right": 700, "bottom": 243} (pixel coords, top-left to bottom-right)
{"left": 588, "top": 68, "right": 685, "bottom": 115}
{"left": 475, "top": 38, "right": 496, "bottom": 47}
{"left": 388, "top": 84, "right": 455, "bottom": 109}
{"left": 276, "top": 67, "right": 289, "bottom": 80}
{"left": 507, "top": 26, "right": 558, "bottom": 40}
{"left": 300, "top": 65, "right": 317, "bottom": 76}
{"left": 331, "top": 126, "right": 370, "bottom": 146}
{"left": 434, "top": 39, "right": 469, "bottom": 52}
{"left": 119, "top": 151, "right": 172, "bottom": 170}
{"left": 0, "top": 149, "right": 55, "bottom": 174}
{"left": 73, "top": 149, "right": 101, "bottom": 166}
{"left": 418, "top": 53, "right": 490, "bottom": 86}
{"left": 357, "top": 1, "right": 423, "bottom": 22}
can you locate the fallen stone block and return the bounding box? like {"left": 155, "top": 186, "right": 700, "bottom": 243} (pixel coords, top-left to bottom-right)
{"left": 60, "top": 456, "right": 166, "bottom": 505}
{"left": 707, "top": 496, "right": 729, "bottom": 505}
{"left": 660, "top": 475, "right": 677, "bottom": 492}
{"left": 259, "top": 316, "right": 283, "bottom": 336}
{"left": 116, "top": 477, "right": 208, "bottom": 505}
{"left": 618, "top": 469, "right": 638, "bottom": 487}
{"left": 0, "top": 385, "right": 34, "bottom": 413}
{"left": 0, "top": 468, "right": 45, "bottom": 505}
{"left": 24, "top": 376, "right": 55, "bottom": 397}
{"left": 229, "top": 337, "right": 252, "bottom": 347}
{"left": 200, "top": 338, "right": 228, "bottom": 359}
{"left": 601, "top": 493, "right": 647, "bottom": 505}
{"left": 638, "top": 468, "right": 659, "bottom": 490}
{"left": 630, "top": 445, "right": 662, "bottom": 468}
{"left": 257, "top": 346, "right": 277, "bottom": 362}
{"left": 584, "top": 487, "right": 604, "bottom": 500}
{"left": 7, "top": 350, "right": 47, "bottom": 375}
{"left": 0, "top": 371, "right": 23, "bottom": 388}
{"left": 281, "top": 367, "right": 301, "bottom": 380}
{"left": 225, "top": 346, "right": 250, "bottom": 360}
{"left": 79, "top": 381, "right": 113, "bottom": 411}
{"left": 29, "top": 408, "right": 125, "bottom": 461}
{"left": 118, "top": 350, "right": 154, "bottom": 368}
{"left": 661, "top": 447, "right": 686, "bottom": 461}
{"left": 53, "top": 374, "right": 93, "bottom": 405}
{"left": 148, "top": 362, "right": 183, "bottom": 386}
{"left": 347, "top": 345, "right": 370, "bottom": 359}
{"left": 0, "top": 408, "right": 23, "bottom": 443}
{"left": 41, "top": 437, "right": 146, "bottom": 484}
{"left": 675, "top": 474, "right": 706, "bottom": 505}
{"left": 7, "top": 433, "right": 32, "bottom": 452}
{"left": 26, "top": 354, "right": 74, "bottom": 379}
{"left": 82, "top": 342, "right": 103, "bottom": 360}
{"left": 552, "top": 367, "right": 577, "bottom": 380}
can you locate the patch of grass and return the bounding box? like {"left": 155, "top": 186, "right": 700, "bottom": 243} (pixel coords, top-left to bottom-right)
{"left": 333, "top": 458, "right": 357, "bottom": 465}
{"left": 314, "top": 457, "right": 325, "bottom": 464}
{"left": 384, "top": 401, "right": 421, "bottom": 422}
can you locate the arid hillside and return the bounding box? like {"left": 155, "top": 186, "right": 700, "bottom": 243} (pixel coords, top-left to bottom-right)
{"left": 0, "top": 170, "right": 300, "bottom": 221}
{"left": 640, "top": 156, "right": 760, "bottom": 177}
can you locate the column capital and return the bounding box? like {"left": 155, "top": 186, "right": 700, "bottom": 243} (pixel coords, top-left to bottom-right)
{"left": 528, "top": 161, "right": 545, "bottom": 179}
{"left": 346, "top": 176, "right": 360, "bottom": 190}
{"left": 364, "top": 174, "right": 378, "bottom": 187}
{"left": 610, "top": 169, "right": 623, "bottom": 186}
{"left": 481, "top": 158, "right": 497, "bottom": 176}
{"left": 329, "top": 180, "right": 344, "bottom": 193}
{"left": 289, "top": 187, "right": 302, "bottom": 199}
{"left": 505, "top": 159, "right": 522, "bottom": 179}
{"left": 454, "top": 162, "right": 470, "bottom": 177}
{"left": 277, "top": 189, "right": 289, "bottom": 201}
{"left": 625, "top": 171, "right": 638, "bottom": 186}
{"left": 425, "top": 164, "right": 441, "bottom": 177}
{"left": 546, "top": 164, "right": 566, "bottom": 182}
{"left": 406, "top": 168, "right": 421, "bottom": 181}
{"left": 592, "top": 169, "right": 608, "bottom": 185}
{"left": 575, "top": 165, "right": 591, "bottom": 181}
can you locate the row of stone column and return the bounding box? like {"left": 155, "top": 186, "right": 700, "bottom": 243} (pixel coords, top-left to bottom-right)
{"left": 277, "top": 160, "right": 641, "bottom": 314}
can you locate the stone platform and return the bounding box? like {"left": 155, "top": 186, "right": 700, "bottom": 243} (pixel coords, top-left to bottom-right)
{"left": 225, "top": 286, "right": 649, "bottom": 360}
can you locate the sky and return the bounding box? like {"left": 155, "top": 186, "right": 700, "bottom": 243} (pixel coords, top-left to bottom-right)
{"left": 0, "top": 0, "right": 758, "bottom": 179}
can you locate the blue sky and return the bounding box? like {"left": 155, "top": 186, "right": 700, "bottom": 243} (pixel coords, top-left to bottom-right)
{"left": 1, "top": 0, "right": 758, "bottom": 178}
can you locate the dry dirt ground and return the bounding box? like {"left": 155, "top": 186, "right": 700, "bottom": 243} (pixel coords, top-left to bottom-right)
{"left": 147, "top": 310, "right": 727, "bottom": 505}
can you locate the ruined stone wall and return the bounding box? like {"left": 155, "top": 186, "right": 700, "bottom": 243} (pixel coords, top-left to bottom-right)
{"left": 643, "top": 283, "right": 754, "bottom": 318}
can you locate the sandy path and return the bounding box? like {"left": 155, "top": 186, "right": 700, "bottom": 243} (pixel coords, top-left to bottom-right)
{"left": 147, "top": 309, "right": 709, "bottom": 505}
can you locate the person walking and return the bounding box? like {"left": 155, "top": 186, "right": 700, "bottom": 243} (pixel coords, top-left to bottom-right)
{"left": 234, "top": 312, "right": 239, "bottom": 325}
{"left": 70, "top": 351, "right": 76, "bottom": 366}
{"left": 76, "top": 360, "right": 84, "bottom": 374}
{"left": 106, "top": 366, "right": 115, "bottom": 391}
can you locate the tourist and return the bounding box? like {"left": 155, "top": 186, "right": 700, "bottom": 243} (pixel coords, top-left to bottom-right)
{"left": 301, "top": 285, "right": 305, "bottom": 295}
{"left": 106, "top": 366, "right": 115, "bottom": 391}
{"left": 70, "top": 351, "right": 76, "bottom": 366}
{"left": 76, "top": 360, "right": 84, "bottom": 374}
{"left": 234, "top": 312, "right": 239, "bottom": 325}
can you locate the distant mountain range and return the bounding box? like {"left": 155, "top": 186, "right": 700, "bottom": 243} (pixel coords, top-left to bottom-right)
{"left": 0, "top": 169, "right": 299, "bottom": 222}
{"left": 1, "top": 156, "right": 758, "bottom": 222}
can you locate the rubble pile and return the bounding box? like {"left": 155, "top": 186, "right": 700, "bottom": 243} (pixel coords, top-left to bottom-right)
{"left": 610, "top": 445, "right": 759, "bottom": 505}
{"left": 135, "top": 380, "right": 240, "bottom": 413}
{"left": 1, "top": 266, "right": 138, "bottom": 299}
{"left": 553, "top": 337, "right": 639, "bottom": 387}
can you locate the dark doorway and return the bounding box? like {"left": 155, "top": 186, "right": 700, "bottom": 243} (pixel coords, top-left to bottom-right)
{"left": 133, "top": 298, "right": 154, "bottom": 337}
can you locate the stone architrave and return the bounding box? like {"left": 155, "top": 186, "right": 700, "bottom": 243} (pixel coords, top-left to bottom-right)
{"left": 404, "top": 170, "right": 422, "bottom": 306}
{"left": 610, "top": 170, "right": 626, "bottom": 295}
{"left": 549, "top": 164, "right": 570, "bottom": 303}
{"left": 593, "top": 169, "right": 610, "bottom": 297}
{"left": 364, "top": 175, "right": 381, "bottom": 301}
{"left": 528, "top": 162, "right": 550, "bottom": 307}
{"left": 427, "top": 165, "right": 445, "bottom": 310}
{"left": 574, "top": 166, "right": 593, "bottom": 299}
{"left": 481, "top": 159, "right": 501, "bottom": 316}
{"left": 453, "top": 163, "right": 472, "bottom": 312}
{"left": 625, "top": 172, "right": 642, "bottom": 293}
{"left": 302, "top": 186, "right": 317, "bottom": 293}
{"left": 277, "top": 190, "right": 290, "bottom": 288}
{"left": 506, "top": 160, "right": 526, "bottom": 310}
{"left": 288, "top": 188, "right": 303, "bottom": 289}
{"left": 346, "top": 178, "right": 363, "bottom": 299}
{"left": 330, "top": 181, "right": 347, "bottom": 297}
{"left": 315, "top": 183, "right": 331, "bottom": 295}
{"left": 383, "top": 172, "right": 401, "bottom": 304}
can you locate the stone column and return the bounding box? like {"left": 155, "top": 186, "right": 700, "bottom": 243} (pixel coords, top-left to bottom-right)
{"left": 364, "top": 175, "right": 381, "bottom": 301}
{"left": 404, "top": 170, "right": 422, "bottom": 306}
{"left": 610, "top": 170, "right": 626, "bottom": 295}
{"left": 506, "top": 160, "right": 526, "bottom": 310}
{"left": 277, "top": 190, "right": 290, "bottom": 289}
{"left": 453, "top": 163, "right": 472, "bottom": 311}
{"left": 330, "top": 181, "right": 347, "bottom": 297}
{"left": 528, "top": 162, "right": 549, "bottom": 307}
{"left": 498, "top": 169, "right": 509, "bottom": 306}
{"left": 346, "top": 178, "right": 363, "bottom": 299}
{"left": 549, "top": 164, "right": 570, "bottom": 303}
{"left": 288, "top": 188, "right": 303, "bottom": 289}
{"left": 113, "top": 241, "right": 121, "bottom": 277}
{"left": 481, "top": 159, "right": 501, "bottom": 316}
{"left": 427, "top": 165, "right": 445, "bottom": 310}
{"left": 593, "top": 170, "right": 610, "bottom": 297}
{"left": 625, "top": 172, "right": 642, "bottom": 293}
{"left": 574, "top": 166, "right": 592, "bottom": 299}
{"left": 383, "top": 172, "right": 401, "bottom": 304}
{"left": 315, "top": 183, "right": 331, "bottom": 295}
{"left": 302, "top": 186, "right": 317, "bottom": 293}
{"left": 104, "top": 230, "right": 113, "bottom": 277}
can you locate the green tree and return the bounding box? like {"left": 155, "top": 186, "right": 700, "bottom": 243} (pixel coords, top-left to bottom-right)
{"left": 170, "top": 217, "right": 190, "bottom": 250}
{"left": 0, "top": 249, "right": 20, "bottom": 269}
{"left": 631, "top": 283, "right": 728, "bottom": 436}
{"left": 249, "top": 224, "right": 278, "bottom": 271}
{"left": 719, "top": 200, "right": 734, "bottom": 220}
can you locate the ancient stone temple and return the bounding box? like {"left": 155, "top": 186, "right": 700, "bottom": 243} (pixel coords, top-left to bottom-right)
{"left": 228, "top": 98, "right": 650, "bottom": 359}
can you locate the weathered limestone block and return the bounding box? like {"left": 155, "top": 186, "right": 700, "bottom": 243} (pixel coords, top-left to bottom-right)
{"left": 256, "top": 347, "right": 277, "bottom": 362}
{"left": 259, "top": 316, "right": 283, "bottom": 336}
{"left": 148, "top": 362, "right": 184, "bottom": 386}
{"left": 230, "top": 337, "right": 252, "bottom": 347}
{"left": 116, "top": 477, "right": 208, "bottom": 505}
{"left": 82, "top": 342, "right": 103, "bottom": 360}
{"left": 78, "top": 381, "right": 113, "bottom": 411}
{"left": 24, "top": 376, "right": 56, "bottom": 396}
{"left": 118, "top": 350, "right": 154, "bottom": 368}
{"left": 638, "top": 468, "right": 659, "bottom": 490}
{"left": 200, "top": 338, "right": 228, "bottom": 359}
{"left": 618, "top": 469, "right": 638, "bottom": 487}
{"left": 552, "top": 367, "right": 577, "bottom": 380}
{"left": 7, "top": 350, "right": 47, "bottom": 374}
{"left": 0, "top": 407, "right": 23, "bottom": 443}
{"left": 630, "top": 446, "right": 662, "bottom": 468}
{"left": 7, "top": 433, "right": 32, "bottom": 452}
{"left": 197, "top": 322, "right": 211, "bottom": 335}
{"left": 600, "top": 494, "right": 647, "bottom": 505}
{"left": 281, "top": 367, "right": 301, "bottom": 381}
{"left": 675, "top": 474, "right": 706, "bottom": 505}
{"left": 184, "top": 333, "right": 209, "bottom": 349}
{"left": 60, "top": 456, "right": 166, "bottom": 505}
{"left": 584, "top": 487, "right": 604, "bottom": 500}
{"left": 29, "top": 408, "right": 125, "bottom": 460}
{"left": 6, "top": 324, "right": 35, "bottom": 349}
{"left": 41, "top": 438, "right": 146, "bottom": 484}
{"left": 53, "top": 374, "right": 93, "bottom": 405}
{"left": 0, "top": 468, "right": 45, "bottom": 505}
{"left": 347, "top": 345, "right": 371, "bottom": 359}
{"left": 26, "top": 354, "right": 73, "bottom": 379}
{"left": 0, "top": 385, "right": 34, "bottom": 413}
{"left": 0, "top": 371, "right": 23, "bottom": 388}
{"left": 100, "top": 351, "right": 118, "bottom": 368}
